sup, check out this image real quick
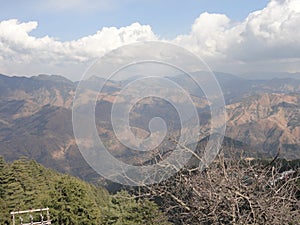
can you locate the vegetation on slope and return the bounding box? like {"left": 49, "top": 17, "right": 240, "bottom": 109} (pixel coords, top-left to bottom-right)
{"left": 138, "top": 155, "right": 300, "bottom": 224}
{"left": 0, "top": 157, "right": 169, "bottom": 225}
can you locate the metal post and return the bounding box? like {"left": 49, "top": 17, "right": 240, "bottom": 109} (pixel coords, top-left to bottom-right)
{"left": 40, "top": 213, "right": 44, "bottom": 223}
{"left": 46, "top": 208, "right": 50, "bottom": 223}
{"left": 30, "top": 214, "right": 33, "bottom": 225}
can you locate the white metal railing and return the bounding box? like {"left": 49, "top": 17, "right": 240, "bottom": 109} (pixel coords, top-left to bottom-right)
{"left": 10, "top": 208, "right": 51, "bottom": 225}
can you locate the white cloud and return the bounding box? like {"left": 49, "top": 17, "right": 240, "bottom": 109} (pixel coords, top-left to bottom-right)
{"left": 69, "top": 22, "right": 157, "bottom": 58}
{"left": 0, "top": 19, "right": 157, "bottom": 79}
{"left": 1, "top": 0, "right": 300, "bottom": 79}
{"left": 174, "top": 0, "right": 300, "bottom": 73}
{"left": 173, "top": 13, "right": 232, "bottom": 60}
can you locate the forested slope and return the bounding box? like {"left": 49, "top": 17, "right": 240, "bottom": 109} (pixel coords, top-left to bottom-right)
{"left": 0, "top": 157, "right": 169, "bottom": 225}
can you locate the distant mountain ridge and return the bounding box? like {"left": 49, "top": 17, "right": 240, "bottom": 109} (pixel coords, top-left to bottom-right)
{"left": 0, "top": 73, "right": 299, "bottom": 183}
{"left": 226, "top": 93, "right": 300, "bottom": 158}
{"left": 239, "top": 72, "right": 300, "bottom": 80}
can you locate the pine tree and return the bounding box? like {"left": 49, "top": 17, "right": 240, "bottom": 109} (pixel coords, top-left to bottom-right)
{"left": 103, "top": 190, "right": 170, "bottom": 225}
{"left": 0, "top": 158, "right": 169, "bottom": 225}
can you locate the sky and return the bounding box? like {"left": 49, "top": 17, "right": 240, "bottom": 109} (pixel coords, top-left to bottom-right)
{"left": 0, "top": 0, "right": 300, "bottom": 80}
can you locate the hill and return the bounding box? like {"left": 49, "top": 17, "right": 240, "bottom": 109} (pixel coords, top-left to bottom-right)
{"left": 0, "top": 73, "right": 299, "bottom": 185}
{"left": 226, "top": 93, "right": 300, "bottom": 158}
{"left": 0, "top": 157, "right": 108, "bottom": 224}
{"left": 0, "top": 157, "right": 169, "bottom": 225}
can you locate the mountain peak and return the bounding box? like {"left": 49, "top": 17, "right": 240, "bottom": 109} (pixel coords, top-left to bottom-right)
{"left": 33, "top": 74, "right": 73, "bottom": 84}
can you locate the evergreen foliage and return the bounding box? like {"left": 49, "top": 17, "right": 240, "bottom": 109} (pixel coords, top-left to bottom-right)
{"left": 102, "top": 190, "right": 170, "bottom": 225}
{"left": 0, "top": 157, "right": 169, "bottom": 224}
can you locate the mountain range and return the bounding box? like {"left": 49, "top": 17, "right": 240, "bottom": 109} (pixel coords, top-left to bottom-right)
{"left": 0, "top": 72, "right": 299, "bottom": 182}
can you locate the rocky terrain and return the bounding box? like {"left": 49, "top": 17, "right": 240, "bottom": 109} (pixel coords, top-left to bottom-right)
{"left": 0, "top": 72, "right": 299, "bottom": 182}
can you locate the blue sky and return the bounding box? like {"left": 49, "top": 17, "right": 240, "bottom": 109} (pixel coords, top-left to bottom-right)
{"left": 0, "top": 0, "right": 299, "bottom": 80}
{"left": 1, "top": 0, "right": 269, "bottom": 41}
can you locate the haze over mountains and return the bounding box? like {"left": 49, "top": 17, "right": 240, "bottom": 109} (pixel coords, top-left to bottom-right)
{"left": 0, "top": 72, "right": 299, "bottom": 182}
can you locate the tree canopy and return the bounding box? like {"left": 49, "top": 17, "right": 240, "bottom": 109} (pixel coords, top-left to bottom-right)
{"left": 0, "top": 157, "right": 169, "bottom": 225}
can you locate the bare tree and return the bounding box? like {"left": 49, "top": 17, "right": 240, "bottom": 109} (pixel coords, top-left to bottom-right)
{"left": 135, "top": 149, "right": 300, "bottom": 225}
